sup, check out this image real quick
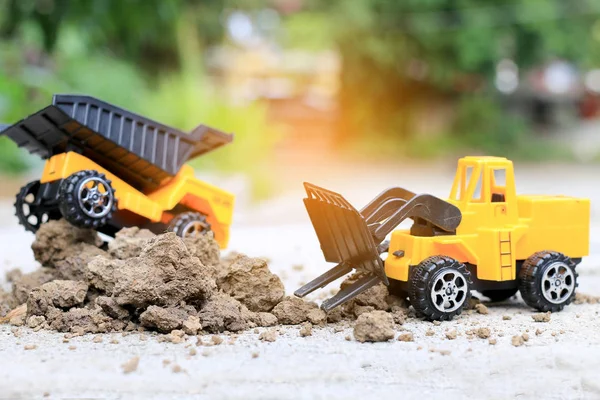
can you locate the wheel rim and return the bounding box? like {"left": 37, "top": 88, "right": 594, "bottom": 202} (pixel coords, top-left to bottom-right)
{"left": 541, "top": 262, "right": 575, "bottom": 304}
{"left": 430, "top": 269, "right": 468, "bottom": 312}
{"left": 181, "top": 220, "right": 209, "bottom": 238}
{"left": 77, "top": 177, "right": 113, "bottom": 218}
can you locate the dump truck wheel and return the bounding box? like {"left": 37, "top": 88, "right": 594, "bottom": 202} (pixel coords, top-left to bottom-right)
{"left": 481, "top": 288, "right": 518, "bottom": 302}
{"left": 168, "top": 212, "right": 212, "bottom": 238}
{"left": 519, "top": 251, "right": 578, "bottom": 312}
{"left": 58, "top": 170, "right": 117, "bottom": 229}
{"left": 15, "top": 180, "right": 61, "bottom": 232}
{"left": 409, "top": 256, "right": 472, "bottom": 321}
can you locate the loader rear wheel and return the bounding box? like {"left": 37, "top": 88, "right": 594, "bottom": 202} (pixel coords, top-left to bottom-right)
{"left": 58, "top": 170, "right": 117, "bottom": 229}
{"left": 481, "top": 288, "right": 518, "bottom": 302}
{"left": 168, "top": 212, "right": 211, "bottom": 238}
{"left": 519, "top": 251, "right": 578, "bottom": 312}
{"left": 409, "top": 256, "right": 472, "bottom": 321}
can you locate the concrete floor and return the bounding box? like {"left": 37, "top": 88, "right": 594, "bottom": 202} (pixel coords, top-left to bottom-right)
{"left": 1, "top": 161, "right": 599, "bottom": 399}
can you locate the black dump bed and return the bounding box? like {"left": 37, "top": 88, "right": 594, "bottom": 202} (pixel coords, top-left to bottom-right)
{"left": 0, "top": 95, "right": 233, "bottom": 190}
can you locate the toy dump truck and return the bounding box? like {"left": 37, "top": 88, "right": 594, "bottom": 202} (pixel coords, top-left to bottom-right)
{"left": 295, "top": 156, "right": 590, "bottom": 320}
{"left": 0, "top": 95, "right": 234, "bottom": 248}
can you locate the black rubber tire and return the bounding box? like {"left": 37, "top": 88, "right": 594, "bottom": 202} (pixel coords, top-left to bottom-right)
{"left": 58, "top": 170, "right": 117, "bottom": 229}
{"left": 168, "top": 211, "right": 212, "bottom": 238}
{"left": 14, "top": 180, "right": 61, "bottom": 232}
{"left": 481, "top": 288, "right": 519, "bottom": 302}
{"left": 518, "top": 251, "right": 578, "bottom": 312}
{"left": 409, "top": 255, "right": 472, "bottom": 321}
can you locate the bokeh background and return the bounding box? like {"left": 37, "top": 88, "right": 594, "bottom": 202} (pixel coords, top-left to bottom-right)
{"left": 1, "top": 0, "right": 600, "bottom": 209}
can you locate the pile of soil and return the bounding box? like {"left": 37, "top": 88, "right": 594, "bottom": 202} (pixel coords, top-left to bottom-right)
{"left": 0, "top": 220, "right": 323, "bottom": 335}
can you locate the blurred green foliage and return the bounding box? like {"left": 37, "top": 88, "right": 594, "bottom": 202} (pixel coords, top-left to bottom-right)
{"left": 0, "top": 0, "right": 278, "bottom": 197}
{"left": 1, "top": 0, "right": 599, "bottom": 184}
{"left": 304, "top": 0, "right": 600, "bottom": 158}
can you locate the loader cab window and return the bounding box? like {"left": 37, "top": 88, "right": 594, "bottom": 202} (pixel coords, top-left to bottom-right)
{"left": 453, "top": 165, "right": 483, "bottom": 202}
{"left": 491, "top": 168, "right": 507, "bottom": 203}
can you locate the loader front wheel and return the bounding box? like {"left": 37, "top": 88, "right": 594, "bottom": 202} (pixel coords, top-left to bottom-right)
{"left": 168, "top": 212, "right": 211, "bottom": 238}
{"left": 409, "top": 256, "right": 472, "bottom": 321}
{"left": 519, "top": 251, "right": 578, "bottom": 312}
{"left": 58, "top": 170, "right": 117, "bottom": 229}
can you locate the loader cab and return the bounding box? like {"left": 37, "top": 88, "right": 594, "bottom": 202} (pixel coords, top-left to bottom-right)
{"left": 448, "top": 157, "right": 518, "bottom": 232}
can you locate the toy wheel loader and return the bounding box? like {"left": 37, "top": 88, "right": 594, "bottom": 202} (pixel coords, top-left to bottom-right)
{"left": 1, "top": 95, "right": 234, "bottom": 248}
{"left": 295, "top": 157, "right": 590, "bottom": 320}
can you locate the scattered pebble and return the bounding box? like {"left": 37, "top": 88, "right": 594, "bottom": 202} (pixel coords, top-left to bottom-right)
{"left": 211, "top": 335, "right": 223, "bottom": 345}
{"left": 511, "top": 335, "right": 525, "bottom": 347}
{"left": 488, "top": 338, "right": 497, "bottom": 345}
{"left": 24, "top": 344, "right": 37, "bottom": 350}
{"left": 532, "top": 312, "right": 551, "bottom": 322}
{"left": 445, "top": 330, "right": 458, "bottom": 340}
{"left": 172, "top": 364, "right": 184, "bottom": 373}
{"left": 259, "top": 329, "right": 278, "bottom": 342}
{"left": 189, "top": 348, "right": 197, "bottom": 356}
{"left": 397, "top": 332, "right": 414, "bottom": 342}
{"left": 502, "top": 315, "right": 512, "bottom": 320}
{"left": 252, "top": 352, "right": 259, "bottom": 358}
{"left": 475, "top": 304, "right": 489, "bottom": 315}
{"left": 475, "top": 327, "right": 491, "bottom": 339}
{"left": 93, "top": 335, "right": 103, "bottom": 343}
{"left": 121, "top": 356, "right": 140, "bottom": 374}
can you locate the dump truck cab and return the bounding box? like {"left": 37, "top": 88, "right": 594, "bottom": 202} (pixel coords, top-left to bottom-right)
{"left": 295, "top": 156, "right": 590, "bottom": 321}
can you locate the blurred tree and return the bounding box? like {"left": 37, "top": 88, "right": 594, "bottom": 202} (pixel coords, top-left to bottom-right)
{"left": 303, "top": 0, "right": 600, "bottom": 149}
{"left": 0, "top": 0, "right": 231, "bottom": 74}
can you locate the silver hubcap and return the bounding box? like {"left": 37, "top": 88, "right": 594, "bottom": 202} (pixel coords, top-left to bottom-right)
{"left": 541, "top": 262, "right": 575, "bottom": 304}
{"left": 431, "top": 269, "right": 468, "bottom": 312}
{"left": 78, "top": 177, "right": 113, "bottom": 218}
{"left": 181, "top": 220, "right": 209, "bottom": 238}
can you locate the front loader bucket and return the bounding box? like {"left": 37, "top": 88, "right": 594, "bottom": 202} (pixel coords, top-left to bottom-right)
{"left": 295, "top": 182, "right": 462, "bottom": 311}
{"left": 295, "top": 183, "right": 388, "bottom": 311}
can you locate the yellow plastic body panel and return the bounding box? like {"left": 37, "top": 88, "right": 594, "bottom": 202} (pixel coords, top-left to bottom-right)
{"left": 41, "top": 152, "right": 234, "bottom": 248}
{"left": 385, "top": 156, "right": 590, "bottom": 283}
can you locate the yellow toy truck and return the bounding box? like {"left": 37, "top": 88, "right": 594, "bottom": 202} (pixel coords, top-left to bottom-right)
{"left": 296, "top": 156, "right": 590, "bottom": 320}
{"left": 1, "top": 95, "right": 234, "bottom": 248}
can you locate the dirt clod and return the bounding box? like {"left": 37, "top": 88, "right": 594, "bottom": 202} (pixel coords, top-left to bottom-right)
{"left": 139, "top": 306, "right": 189, "bottom": 333}
{"left": 299, "top": 322, "right": 313, "bottom": 337}
{"left": 32, "top": 220, "right": 103, "bottom": 267}
{"left": 108, "top": 227, "right": 155, "bottom": 259}
{"left": 272, "top": 296, "right": 324, "bottom": 325}
{"left": 217, "top": 255, "right": 284, "bottom": 312}
{"left": 88, "top": 233, "right": 216, "bottom": 308}
{"left": 532, "top": 312, "right": 551, "bottom": 322}
{"left": 27, "top": 280, "right": 88, "bottom": 316}
{"left": 353, "top": 310, "right": 395, "bottom": 343}
{"left": 182, "top": 316, "right": 202, "bottom": 335}
{"left": 198, "top": 292, "right": 249, "bottom": 333}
